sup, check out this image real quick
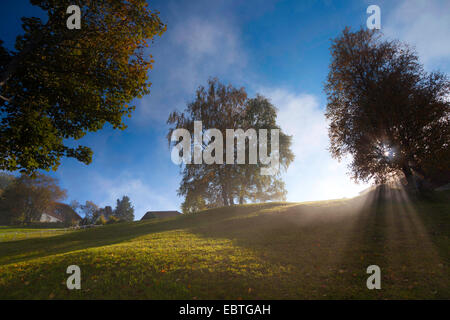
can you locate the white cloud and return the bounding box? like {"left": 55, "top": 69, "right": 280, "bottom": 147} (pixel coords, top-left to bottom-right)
{"left": 260, "top": 88, "right": 370, "bottom": 201}
{"left": 94, "top": 174, "right": 175, "bottom": 220}
{"left": 384, "top": 0, "right": 450, "bottom": 70}
{"left": 171, "top": 17, "right": 240, "bottom": 63}
{"left": 167, "top": 17, "right": 246, "bottom": 98}
{"left": 263, "top": 89, "right": 328, "bottom": 160}
{"left": 134, "top": 6, "right": 247, "bottom": 124}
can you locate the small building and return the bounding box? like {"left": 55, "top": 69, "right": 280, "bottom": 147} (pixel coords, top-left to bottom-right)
{"left": 40, "top": 203, "right": 82, "bottom": 225}
{"left": 40, "top": 212, "right": 64, "bottom": 223}
{"left": 141, "top": 211, "right": 182, "bottom": 220}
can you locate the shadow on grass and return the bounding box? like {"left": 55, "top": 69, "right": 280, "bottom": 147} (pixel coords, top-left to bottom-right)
{"left": 0, "top": 202, "right": 287, "bottom": 266}
{"left": 323, "top": 188, "right": 449, "bottom": 299}
{"left": 1, "top": 192, "right": 447, "bottom": 299}
{"left": 184, "top": 189, "right": 449, "bottom": 299}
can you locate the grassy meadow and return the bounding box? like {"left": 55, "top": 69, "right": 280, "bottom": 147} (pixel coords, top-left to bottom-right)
{"left": 0, "top": 226, "right": 72, "bottom": 242}
{"left": 0, "top": 190, "right": 448, "bottom": 299}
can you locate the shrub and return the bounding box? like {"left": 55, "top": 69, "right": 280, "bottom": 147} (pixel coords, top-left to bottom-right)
{"left": 106, "top": 215, "right": 120, "bottom": 224}
{"left": 96, "top": 215, "right": 107, "bottom": 225}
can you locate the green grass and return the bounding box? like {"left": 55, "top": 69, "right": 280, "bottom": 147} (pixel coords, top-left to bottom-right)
{"left": 0, "top": 226, "right": 65, "bottom": 232}
{"left": 0, "top": 191, "right": 448, "bottom": 299}
{"left": 0, "top": 226, "right": 72, "bottom": 242}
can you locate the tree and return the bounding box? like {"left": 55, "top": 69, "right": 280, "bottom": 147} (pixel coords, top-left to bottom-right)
{"left": 0, "top": 172, "right": 16, "bottom": 224}
{"left": 325, "top": 28, "right": 449, "bottom": 189}
{"left": 0, "top": 173, "right": 66, "bottom": 225}
{"left": 97, "top": 205, "right": 113, "bottom": 220}
{"left": 106, "top": 215, "right": 120, "bottom": 224}
{"left": 114, "top": 196, "right": 134, "bottom": 221}
{"left": 95, "top": 214, "right": 107, "bottom": 225}
{"left": 168, "top": 78, "right": 294, "bottom": 213}
{"left": 79, "top": 200, "right": 99, "bottom": 225}
{"left": 0, "top": 0, "right": 166, "bottom": 173}
{"left": 49, "top": 202, "right": 80, "bottom": 226}
{"left": 0, "top": 172, "right": 15, "bottom": 195}
{"left": 69, "top": 199, "right": 80, "bottom": 213}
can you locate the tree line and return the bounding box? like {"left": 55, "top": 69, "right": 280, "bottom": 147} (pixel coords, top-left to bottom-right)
{"left": 70, "top": 195, "right": 134, "bottom": 225}
{"left": 0, "top": 172, "right": 134, "bottom": 226}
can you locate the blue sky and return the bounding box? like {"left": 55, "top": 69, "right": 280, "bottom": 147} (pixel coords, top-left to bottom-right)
{"left": 1, "top": 0, "right": 449, "bottom": 219}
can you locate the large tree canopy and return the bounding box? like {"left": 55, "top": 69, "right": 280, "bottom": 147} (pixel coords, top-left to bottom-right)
{"left": 0, "top": 173, "right": 66, "bottom": 225}
{"left": 168, "top": 79, "right": 294, "bottom": 213}
{"left": 0, "top": 0, "right": 166, "bottom": 173}
{"left": 325, "top": 28, "right": 449, "bottom": 188}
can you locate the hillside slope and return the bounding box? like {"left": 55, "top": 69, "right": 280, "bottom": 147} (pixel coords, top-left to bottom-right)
{"left": 0, "top": 191, "right": 448, "bottom": 299}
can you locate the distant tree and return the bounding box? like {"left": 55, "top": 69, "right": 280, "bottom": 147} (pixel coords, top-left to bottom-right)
{"left": 96, "top": 205, "right": 113, "bottom": 220}
{"left": 0, "top": 172, "right": 15, "bottom": 191}
{"left": 79, "top": 200, "right": 99, "bottom": 225}
{"left": 95, "top": 214, "right": 107, "bottom": 225}
{"left": 325, "top": 28, "right": 449, "bottom": 190}
{"left": 0, "top": 0, "right": 166, "bottom": 173}
{"left": 50, "top": 202, "right": 80, "bottom": 226}
{"left": 79, "top": 217, "right": 90, "bottom": 226}
{"left": 168, "top": 78, "right": 294, "bottom": 213}
{"left": 69, "top": 200, "right": 80, "bottom": 213}
{"left": 0, "top": 173, "right": 66, "bottom": 225}
{"left": 0, "top": 173, "right": 15, "bottom": 224}
{"left": 114, "top": 196, "right": 134, "bottom": 221}
{"left": 106, "top": 215, "right": 120, "bottom": 224}
{"left": 103, "top": 206, "right": 113, "bottom": 219}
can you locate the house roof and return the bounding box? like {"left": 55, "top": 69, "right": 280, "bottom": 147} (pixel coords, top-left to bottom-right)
{"left": 141, "top": 211, "right": 182, "bottom": 220}
{"left": 43, "top": 202, "right": 82, "bottom": 222}
{"left": 41, "top": 212, "right": 63, "bottom": 222}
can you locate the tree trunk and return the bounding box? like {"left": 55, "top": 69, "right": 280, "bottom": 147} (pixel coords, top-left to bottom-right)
{"left": 221, "top": 187, "right": 229, "bottom": 206}
{"left": 402, "top": 165, "right": 418, "bottom": 192}
{"left": 411, "top": 164, "right": 433, "bottom": 191}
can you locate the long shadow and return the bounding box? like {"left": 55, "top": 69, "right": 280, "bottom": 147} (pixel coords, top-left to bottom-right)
{"left": 181, "top": 188, "right": 449, "bottom": 299}
{"left": 0, "top": 202, "right": 288, "bottom": 266}
{"left": 1, "top": 194, "right": 447, "bottom": 299}
{"left": 323, "top": 188, "right": 390, "bottom": 298}
{"left": 406, "top": 190, "right": 450, "bottom": 264}
{"left": 182, "top": 199, "right": 371, "bottom": 298}
{"left": 1, "top": 200, "right": 363, "bottom": 299}
{"left": 328, "top": 187, "right": 449, "bottom": 299}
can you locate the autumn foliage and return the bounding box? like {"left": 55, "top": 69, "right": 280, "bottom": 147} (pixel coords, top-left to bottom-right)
{"left": 325, "top": 28, "right": 449, "bottom": 189}
{"left": 0, "top": 0, "right": 166, "bottom": 173}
